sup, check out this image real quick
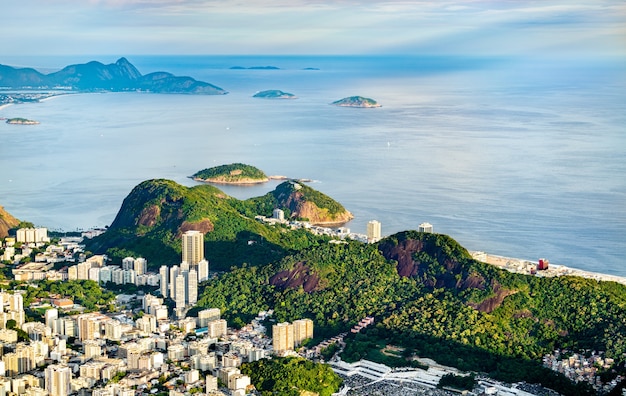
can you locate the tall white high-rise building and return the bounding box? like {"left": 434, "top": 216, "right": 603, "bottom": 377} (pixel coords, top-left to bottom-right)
{"left": 134, "top": 257, "right": 147, "bottom": 275}
{"left": 122, "top": 257, "right": 135, "bottom": 271}
{"left": 367, "top": 220, "right": 382, "bottom": 242}
{"left": 45, "top": 309, "right": 58, "bottom": 331}
{"left": 45, "top": 364, "right": 72, "bottom": 396}
{"left": 175, "top": 274, "right": 186, "bottom": 310}
{"left": 188, "top": 269, "right": 198, "bottom": 306}
{"left": 182, "top": 231, "right": 204, "bottom": 265}
{"left": 169, "top": 265, "right": 179, "bottom": 299}
{"left": 159, "top": 266, "right": 169, "bottom": 298}
{"left": 198, "top": 259, "right": 209, "bottom": 282}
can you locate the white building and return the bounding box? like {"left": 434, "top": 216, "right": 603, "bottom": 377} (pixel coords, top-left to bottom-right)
{"left": 16, "top": 228, "right": 49, "bottom": 244}
{"left": 418, "top": 222, "right": 434, "bottom": 233}
{"left": 366, "top": 220, "right": 382, "bottom": 242}
{"left": 182, "top": 230, "right": 204, "bottom": 265}
{"left": 44, "top": 364, "right": 72, "bottom": 396}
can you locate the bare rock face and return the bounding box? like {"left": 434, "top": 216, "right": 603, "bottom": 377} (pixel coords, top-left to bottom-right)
{"left": 0, "top": 205, "right": 19, "bottom": 238}
{"left": 378, "top": 231, "right": 516, "bottom": 313}
{"left": 179, "top": 219, "right": 214, "bottom": 235}
{"left": 269, "top": 262, "right": 320, "bottom": 292}
{"left": 273, "top": 181, "right": 354, "bottom": 226}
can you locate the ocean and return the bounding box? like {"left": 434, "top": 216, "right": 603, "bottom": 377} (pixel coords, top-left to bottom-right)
{"left": 1, "top": 55, "right": 625, "bottom": 276}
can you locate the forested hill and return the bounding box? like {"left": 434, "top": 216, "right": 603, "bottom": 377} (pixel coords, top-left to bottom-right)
{"left": 83, "top": 179, "right": 346, "bottom": 270}
{"left": 0, "top": 57, "right": 227, "bottom": 94}
{"left": 195, "top": 231, "right": 626, "bottom": 394}
{"left": 245, "top": 180, "right": 354, "bottom": 225}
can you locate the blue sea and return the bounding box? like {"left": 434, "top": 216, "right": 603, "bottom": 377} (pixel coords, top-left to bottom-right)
{"left": 1, "top": 55, "right": 625, "bottom": 276}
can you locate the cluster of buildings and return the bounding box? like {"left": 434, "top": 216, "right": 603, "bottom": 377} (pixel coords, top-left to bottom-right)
{"left": 543, "top": 350, "right": 622, "bottom": 393}
{"left": 0, "top": 283, "right": 319, "bottom": 396}
{"left": 256, "top": 213, "right": 434, "bottom": 245}
{"left": 0, "top": 228, "right": 329, "bottom": 396}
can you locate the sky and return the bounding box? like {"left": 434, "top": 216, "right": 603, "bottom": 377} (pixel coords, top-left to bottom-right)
{"left": 2, "top": 0, "right": 625, "bottom": 57}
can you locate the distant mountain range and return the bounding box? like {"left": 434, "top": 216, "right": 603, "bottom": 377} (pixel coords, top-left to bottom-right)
{"left": 0, "top": 57, "right": 227, "bottom": 94}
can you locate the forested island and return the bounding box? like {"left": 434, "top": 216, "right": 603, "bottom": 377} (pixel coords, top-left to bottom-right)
{"left": 192, "top": 163, "right": 269, "bottom": 184}
{"left": 252, "top": 89, "right": 297, "bottom": 99}
{"left": 331, "top": 96, "right": 381, "bottom": 108}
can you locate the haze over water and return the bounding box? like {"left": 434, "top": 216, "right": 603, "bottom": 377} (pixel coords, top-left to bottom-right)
{"left": 1, "top": 55, "right": 625, "bottom": 276}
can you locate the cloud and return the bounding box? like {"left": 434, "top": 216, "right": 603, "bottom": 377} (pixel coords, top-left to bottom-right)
{"left": 2, "top": 0, "right": 624, "bottom": 56}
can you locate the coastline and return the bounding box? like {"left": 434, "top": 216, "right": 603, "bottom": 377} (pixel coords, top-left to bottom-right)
{"left": 471, "top": 251, "right": 626, "bottom": 286}
{"left": 192, "top": 176, "right": 270, "bottom": 185}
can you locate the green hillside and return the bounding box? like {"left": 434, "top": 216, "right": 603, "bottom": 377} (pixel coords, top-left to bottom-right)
{"left": 195, "top": 231, "right": 626, "bottom": 394}
{"left": 85, "top": 179, "right": 334, "bottom": 270}
{"left": 245, "top": 180, "right": 353, "bottom": 224}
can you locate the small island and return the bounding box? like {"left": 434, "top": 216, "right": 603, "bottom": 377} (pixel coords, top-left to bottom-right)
{"left": 6, "top": 117, "right": 40, "bottom": 125}
{"left": 331, "top": 96, "right": 381, "bottom": 108}
{"left": 230, "top": 66, "right": 280, "bottom": 70}
{"left": 192, "top": 163, "right": 269, "bottom": 184}
{"left": 253, "top": 90, "right": 297, "bottom": 99}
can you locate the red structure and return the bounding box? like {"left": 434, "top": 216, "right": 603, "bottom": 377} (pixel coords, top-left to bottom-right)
{"left": 538, "top": 258, "right": 549, "bottom": 270}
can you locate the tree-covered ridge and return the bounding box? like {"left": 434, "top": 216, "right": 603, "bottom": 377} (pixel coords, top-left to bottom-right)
{"left": 192, "top": 163, "right": 268, "bottom": 183}
{"left": 195, "top": 231, "right": 626, "bottom": 393}
{"left": 84, "top": 179, "right": 328, "bottom": 270}
{"left": 240, "top": 357, "right": 342, "bottom": 396}
{"left": 196, "top": 241, "right": 418, "bottom": 333}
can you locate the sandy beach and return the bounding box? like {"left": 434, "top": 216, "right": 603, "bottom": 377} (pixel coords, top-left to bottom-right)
{"left": 471, "top": 251, "right": 626, "bottom": 286}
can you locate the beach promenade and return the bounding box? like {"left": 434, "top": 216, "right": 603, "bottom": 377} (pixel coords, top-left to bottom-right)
{"left": 471, "top": 251, "right": 626, "bottom": 286}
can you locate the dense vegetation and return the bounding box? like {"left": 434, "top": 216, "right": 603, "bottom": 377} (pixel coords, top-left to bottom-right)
{"left": 77, "top": 178, "right": 626, "bottom": 394}
{"left": 192, "top": 163, "right": 267, "bottom": 182}
{"left": 17, "top": 279, "right": 116, "bottom": 315}
{"left": 194, "top": 232, "right": 626, "bottom": 394}
{"left": 85, "top": 179, "right": 347, "bottom": 269}
{"left": 240, "top": 357, "right": 342, "bottom": 396}
{"left": 245, "top": 180, "right": 350, "bottom": 218}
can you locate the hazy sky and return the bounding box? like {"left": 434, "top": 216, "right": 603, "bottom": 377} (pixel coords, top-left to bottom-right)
{"left": 3, "top": 0, "right": 625, "bottom": 57}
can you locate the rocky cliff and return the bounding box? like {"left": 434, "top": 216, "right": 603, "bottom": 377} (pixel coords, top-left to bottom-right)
{"left": 0, "top": 205, "right": 19, "bottom": 238}
{"left": 271, "top": 181, "right": 354, "bottom": 225}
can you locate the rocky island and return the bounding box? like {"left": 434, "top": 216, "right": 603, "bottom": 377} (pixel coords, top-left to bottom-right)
{"left": 253, "top": 90, "right": 297, "bottom": 99}
{"left": 331, "top": 96, "right": 381, "bottom": 108}
{"left": 192, "top": 163, "right": 269, "bottom": 184}
{"left": 6, "top": 117, "right": 40, "bottom": 125}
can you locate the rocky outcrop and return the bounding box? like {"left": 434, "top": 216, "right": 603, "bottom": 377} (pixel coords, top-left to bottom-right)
{"left": 272, "top": 181, "right": 354, "bottom": 226}
{"left": 0, "top": 205, "right": 19, "bottom": 238}
{"left": 269, "top": 262, "right": 320, "bottom": 292}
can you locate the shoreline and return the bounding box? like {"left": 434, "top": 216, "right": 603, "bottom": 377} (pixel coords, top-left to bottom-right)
{"left": 471, "top": 251, "right": 626, "bottom": 286}
{"left": 192, "top": 176, "right": 270, "bottom": 185}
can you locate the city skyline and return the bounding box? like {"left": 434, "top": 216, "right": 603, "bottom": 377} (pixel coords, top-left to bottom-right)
{"left": 2, "top": 1, "right": 624, "bottom": 59}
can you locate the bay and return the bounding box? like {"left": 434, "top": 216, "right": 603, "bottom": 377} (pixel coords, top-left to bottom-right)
{"left": 1, "top": 55, "right": 625, "bottom": 276}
